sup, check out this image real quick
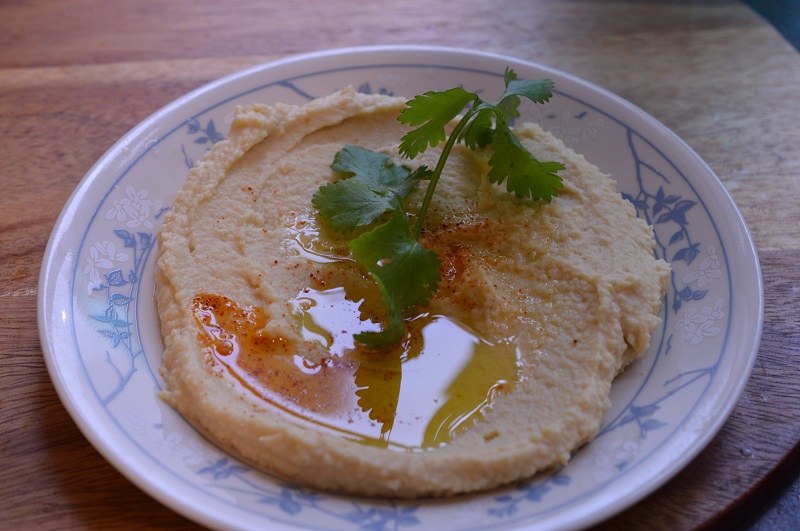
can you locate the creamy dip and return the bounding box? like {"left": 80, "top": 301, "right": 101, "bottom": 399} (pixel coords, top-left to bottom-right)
{"left": 155, "top": 88, "right": 670, "bottom": 497}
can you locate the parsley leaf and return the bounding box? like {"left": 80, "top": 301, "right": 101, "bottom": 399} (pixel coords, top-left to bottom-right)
{"left": 350, "top": 212, "right": 442, "bottom": 346}
{"left": 312, "top": 145, "right": 425, "bottom": 233}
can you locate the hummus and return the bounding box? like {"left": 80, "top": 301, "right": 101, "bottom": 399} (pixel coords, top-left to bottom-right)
{"left": 156, "top": 88, "right": 670, "bottom": 498}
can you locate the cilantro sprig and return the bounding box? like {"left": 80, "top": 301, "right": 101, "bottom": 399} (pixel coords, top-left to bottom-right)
{"left": 311, "top": 69, "right": 565, "bottom": 346}
{"left": 312, "top": 145, "right": 430, "bottom": 232}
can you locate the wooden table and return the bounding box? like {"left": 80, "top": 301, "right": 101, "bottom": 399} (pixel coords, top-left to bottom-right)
{"left": 2, "top": 0, "right": 798, "bottom": 528}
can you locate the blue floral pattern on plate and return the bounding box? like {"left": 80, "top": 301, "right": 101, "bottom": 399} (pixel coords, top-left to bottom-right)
{"left": 40, "top": 47, "right": 761, "bottom": 531}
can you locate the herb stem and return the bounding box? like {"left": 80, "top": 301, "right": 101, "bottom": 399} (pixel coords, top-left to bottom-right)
{"left": 412, "top": 109, "right": 476, "bottom": 239}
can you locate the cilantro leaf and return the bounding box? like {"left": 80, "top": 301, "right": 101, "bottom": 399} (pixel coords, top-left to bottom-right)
{"left": 350, "top": 212, "right": 441, "bottom": 346}
{"left": 503, "top": 67, "right": 518, "bottom": 86}
{"left": 462, "top": 111, "right": 494, "bottom": 150}
{"left": 499, "top": 68, "right": 555, "bottom": 110}
{"left": 486, "top": 120, "right": 565, "bottom": 200}
{"left": 398, "top": 87, "right": 477, "bottom": 158}
{"left": 500, "top": 78, "right": 555, "bottom": 106}
{"left": 312, "top": 145, "right": 423, "bottom": 233}
{"left": 496, "top": 68, "right": 523, "bottom": 120}
{"left": 312, "top": 177, "right": 402, "bottom": 233}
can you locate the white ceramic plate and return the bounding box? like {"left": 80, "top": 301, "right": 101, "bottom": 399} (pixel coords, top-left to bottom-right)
{"left": 38, "top": 46, "right": 762, "bottom": 530}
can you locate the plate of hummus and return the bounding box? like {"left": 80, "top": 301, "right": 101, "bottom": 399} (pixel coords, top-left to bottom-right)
{"left": 39, "top": 46, "right": 762, "bottom": 530}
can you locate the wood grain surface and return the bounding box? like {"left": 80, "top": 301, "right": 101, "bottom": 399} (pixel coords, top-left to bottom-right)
{"left": 2, "top": 0, "right": 799, "bottom": 529}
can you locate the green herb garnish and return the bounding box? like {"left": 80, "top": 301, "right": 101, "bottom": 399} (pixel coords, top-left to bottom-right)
{"left": 312, "top": 69, "right": 565, "bottom": 346}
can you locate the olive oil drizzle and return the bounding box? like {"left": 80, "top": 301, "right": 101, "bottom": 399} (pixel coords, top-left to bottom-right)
{"left": 192, "top": 291, "right": 521, "bottom": 450}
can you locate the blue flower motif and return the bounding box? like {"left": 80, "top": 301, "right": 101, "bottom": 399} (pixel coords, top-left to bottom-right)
{"left": 186, "top": 118, "right": 224, "bottom": 145}
{"left": 357, "top": 82, "right": 395, "bottom": 96}
{"left": 88, "top": 227, "right": 155, "bottom": 405}
{"left": 198, "top": 457, "right": 250, "bottom": 480}
{"left": 345, "top": 504, "right": 420, "bottom": 530}
{"left": 488, "top": 474, "right": 571, "bottom": 518}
